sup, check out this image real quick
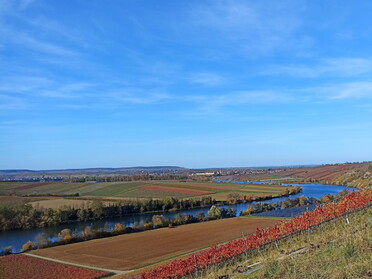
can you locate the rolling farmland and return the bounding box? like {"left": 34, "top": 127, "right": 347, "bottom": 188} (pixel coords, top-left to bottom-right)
{"left": 0, "top": 181, "right": 292, "bottom": 209}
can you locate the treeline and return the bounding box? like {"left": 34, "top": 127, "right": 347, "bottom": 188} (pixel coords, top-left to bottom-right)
{"left": 0, "top": 197, "right": 215, "bottom": 231}
{"left": 11, "top": 206, "right": 237, "bottom": 253}
{"left": 64, "top": 174, "right": 209, "bottom": 183}
{"left": 0, "top": 186, "right": 302, "bottom": 231}
{"left": 241, "top": 190, "right": 349, "bottom": 216}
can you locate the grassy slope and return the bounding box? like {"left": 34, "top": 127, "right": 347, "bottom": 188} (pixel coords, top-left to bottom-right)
{"left": 202, "top": 207, "right": 372, "bottom": 279}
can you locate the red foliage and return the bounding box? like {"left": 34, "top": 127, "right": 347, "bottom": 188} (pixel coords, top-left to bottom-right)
{"left": 135, "top": 189, "right": 372, "bottom": 279}
{"left": 0, "top": 254, "right": 110, "bottom": 279}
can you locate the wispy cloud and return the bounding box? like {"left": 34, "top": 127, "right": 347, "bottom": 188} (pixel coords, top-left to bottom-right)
{"left": 109, "top": 90, "right": 173, "bottom": 105}
{"left": 0, "top": 0, "right": 79, "bottom": 59}
{"left": 0, "top": 76, "right": 52, "bottom": 93}
{"left": 40, "top": 82, "right": 93, "bottom": 99}
{"left": 189, "top": 0, "right": 305, "bottom": 56}
{"left": 264, "top": 57, "right": 372, "bottom": 78}
{"left": 316, "top": 82, "right": 372, "bottom": 100}
{"left": 190, "top": 90, "right": 290, "bottom": 114}
{"left": 3, "top": 30, "right": 78, "bottom": 57}
{"left": 186, "top": 72, "right": 227, "bottom": 86}
{"left": 0, "top": 94, "right": 27, "bottom": 111}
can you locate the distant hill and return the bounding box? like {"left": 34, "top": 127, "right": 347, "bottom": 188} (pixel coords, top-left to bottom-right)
{"left": 0, "top": 166, "right": 186, "bottom": 175}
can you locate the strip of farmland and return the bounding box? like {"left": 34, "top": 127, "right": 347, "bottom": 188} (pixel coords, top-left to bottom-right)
{"left": 30, "top": 217, "right": 282, "bottom": 271}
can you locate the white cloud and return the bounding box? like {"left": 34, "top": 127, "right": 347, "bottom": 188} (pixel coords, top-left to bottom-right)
{"left": 186, "top": 72, "right": 227, "bottom": 86}
{"left": 109, "top": 90, "right": 173, "bottom": 105}
{"left": 6, "top": 32, "right": 77, "bottom": 56}
{"left": 0, "top": 94, "right": 27, "bottom": 110}
{"left": 189, "top": 0, "right": 305, "bottom": 56}
{"left": 265, "top": 57, "right": 372, "bottom": 78}
{"left": 327, "top": 82, "right": 372, "bottom": 99}
{"left": 191, "top": 90, "right": 290, "bottom": 114}
{"left": 40, "top": 82, "right": 93, "bottom": 98}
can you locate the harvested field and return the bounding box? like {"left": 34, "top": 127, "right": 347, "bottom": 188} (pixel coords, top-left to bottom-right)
{"left": 157, "top": 182, "right": 241, "bottom": 192}
{"left": 120, "top": 189, "right": 191, "bottom": 198}
{"left": 14, "top": 182, "right": 55, "bottom": 191}
{"left": 30, "top": 198, "right": 91, "bottom": 209}
{"left": 0, "top": 181, "right": 289, "bottom": 201}
{"left": 82, "top": 182, "right": 145, "bottom": 197}
{"left": 0, "top": 195, "right": 55, "bottom": 205}
{"left": 0, "top": 254, "right": 110, "bottom": 279}
{"left": 31, "top": 217, "right": 282, "bottom": 271}
{"left": 141, "top": 185, "right": 212, "bottom": 195}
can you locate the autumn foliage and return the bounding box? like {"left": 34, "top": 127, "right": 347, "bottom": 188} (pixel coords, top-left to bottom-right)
{"left": 134, "top": 189, "right": 372, "bottom": 279}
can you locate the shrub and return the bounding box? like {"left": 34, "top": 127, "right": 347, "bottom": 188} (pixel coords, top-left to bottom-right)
{"left": 208, "top": 205, "right": 222, "bottom": 219}
{"left": 35, "top": 233, "right": 49, "bottom": 248}
{"left": 82, "top": 226, "right": 93, "bottom": 239}
{"left": 143, "top": 222, "right": 154, "bottom": 230}
{"left": 113, "top": 223, "right": 125, "bottom": 233}
{"left": 58, "top": 229, "right": 72, "bottom": 240}
{"left": 21, "top": 241, "right": 34, "bottom": 252}
{"left": 2, "top": 246, "right": 13, "bottom": 255}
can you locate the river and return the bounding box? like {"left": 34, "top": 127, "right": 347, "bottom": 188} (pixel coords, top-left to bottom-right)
{"left": 0, "top": 182, "right": 357, "bottom": 253}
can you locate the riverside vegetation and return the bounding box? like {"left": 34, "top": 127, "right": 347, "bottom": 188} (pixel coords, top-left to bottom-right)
{"left": 7, "top": 190, "right": 343, "bottom": 254}
{"left": 0, "top": 186, "right": 302, "bottom": 232}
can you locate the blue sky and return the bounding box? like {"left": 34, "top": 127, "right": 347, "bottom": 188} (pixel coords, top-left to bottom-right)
{"left": 1, "top": 0, "right": 372, "bottom": 169}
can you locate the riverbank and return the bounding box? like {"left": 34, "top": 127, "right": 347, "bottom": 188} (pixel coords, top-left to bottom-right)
{"left": 0, "top": 183, "right": 355, "bottom": 253}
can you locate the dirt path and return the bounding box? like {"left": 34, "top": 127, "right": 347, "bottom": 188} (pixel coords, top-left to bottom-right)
{"left": 24, "top": 253, "right": 133, "bottom": 276}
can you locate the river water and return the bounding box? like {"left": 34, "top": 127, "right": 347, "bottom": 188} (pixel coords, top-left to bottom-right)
{"left": 0, "top": 182, "right": 356, "bottom": 252}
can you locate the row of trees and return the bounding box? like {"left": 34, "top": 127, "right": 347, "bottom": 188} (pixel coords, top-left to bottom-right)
{"left": 64, "top": 174, "right": 208, "bottom": 183}
{"left": 241, "top": 190, "right": 349, "bottom": 216}
{"left": 0, "top": 197, "right": 216, "bottom": 231}
{"left": 15, "top": 206, "right": 237, "bottom": 253}
{"left": 0, "top": 186, "right": 302, "bottom": 231}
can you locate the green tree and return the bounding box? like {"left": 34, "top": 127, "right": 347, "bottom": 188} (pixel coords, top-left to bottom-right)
{"left": 208, "top": 205, "right": 222, "bottom": 219}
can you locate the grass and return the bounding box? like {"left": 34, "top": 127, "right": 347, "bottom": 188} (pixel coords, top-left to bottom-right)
{"left": 201, "top": 206, "right": 372, "bottom": 279}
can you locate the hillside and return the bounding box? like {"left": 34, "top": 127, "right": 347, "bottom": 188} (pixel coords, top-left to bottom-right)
{"left": 235, "top": 162, "right": 372, "bottom": 188}
{"left": 202, "top": 207, "right": 371, "bottom": 279}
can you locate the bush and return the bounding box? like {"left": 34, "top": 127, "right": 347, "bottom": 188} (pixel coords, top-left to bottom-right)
{"left": 113, "top": 223, "right": 125, "bottom": 233}
{"left": 2, "top": 246, "right": 13, "bottom": 255}
{"left": 144, "top": 222, "right": 154, "bottom": 230}
{"left": 58, "top": 229, "right": 72, "bottom": 240}
{"left": 35, "top": 233, "right": 49, "bottom": 248}
{"left": 82, "top": 226, "right": 93, "bottom": 239}
{"left": 21, "top": 241, "right": 34, "bottom": 252}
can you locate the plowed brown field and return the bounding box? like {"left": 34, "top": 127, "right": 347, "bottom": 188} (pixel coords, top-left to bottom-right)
{"left": 31, "top": 217, "right": 282, "bottom": 271}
